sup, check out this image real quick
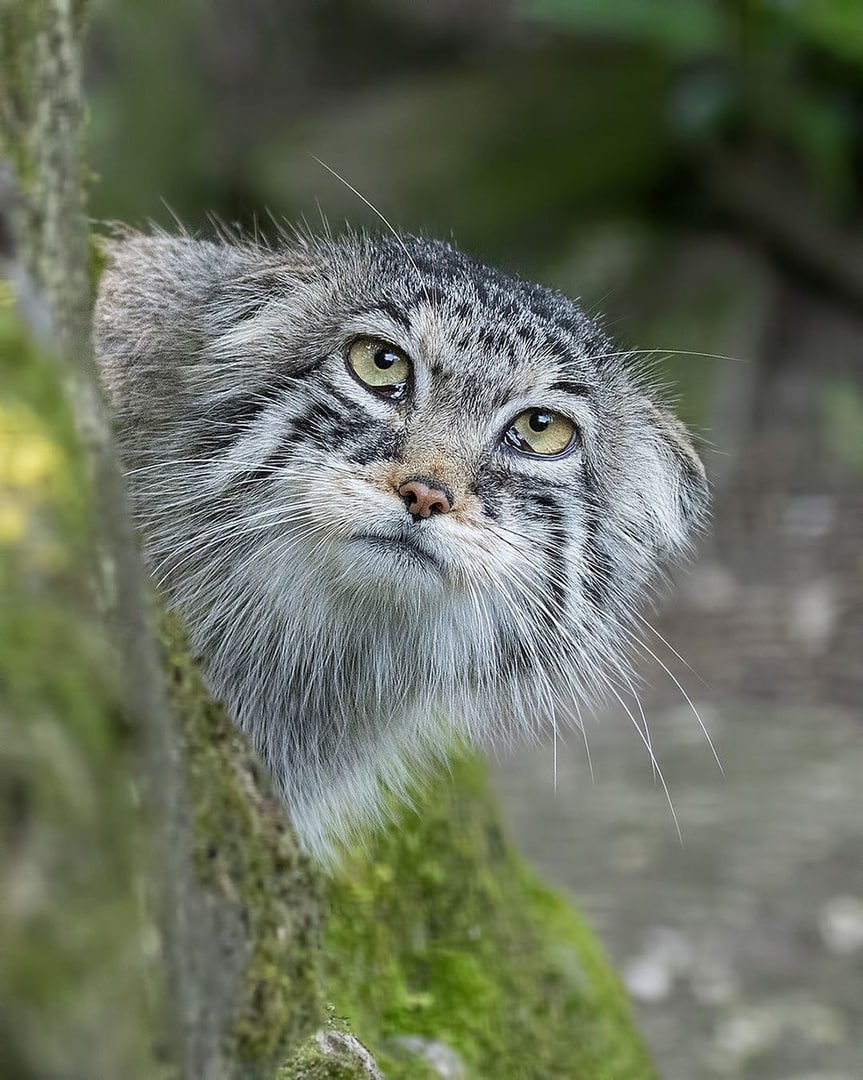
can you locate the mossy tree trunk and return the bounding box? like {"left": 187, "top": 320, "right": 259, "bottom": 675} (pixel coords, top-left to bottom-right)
{"left": 1, "top": 3, "right": 324, "bottom": 1078}
{"left": 1, "top": 2, "right": 169, "bottom": 1075}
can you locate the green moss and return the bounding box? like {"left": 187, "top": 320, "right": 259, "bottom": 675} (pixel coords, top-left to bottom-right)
{"left": 324, "top": 753, "right": 658, "bottom": 1080}
{"left": 0, "top": 1, "right": 40, "bottom": 176}
{"left": 160, "top": 612, "right": 324, "bottom": 1075}
{"left": 0, "top": 300, "right": 159, "bottom": 1078}
{"left": 278, "top": 1023, "right": 385, "bottom": 1080}
{"left": 280, "top": 1046, "right": 365, "bottom": 1080}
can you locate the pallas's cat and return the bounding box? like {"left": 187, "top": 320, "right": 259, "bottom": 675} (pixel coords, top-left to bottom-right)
{"left": 95, "top": 231, "right": 707, "bottom": 859}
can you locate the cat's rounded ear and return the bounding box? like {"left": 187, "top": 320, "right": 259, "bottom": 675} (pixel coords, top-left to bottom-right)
{"left": 93, "top": 232, "right": 313, "bottom": 411}
{"left": 640, "top": 402, "right": 709, "bottom": 558}
{"left": 95, "top": 234, "right": 241, "bottom": 402}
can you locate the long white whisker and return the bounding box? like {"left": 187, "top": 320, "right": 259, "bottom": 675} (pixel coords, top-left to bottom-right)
{"left": 309, "top": 154, "right": 432, "bottom": 308}
{"left": 632, "top": 609, "right": 708, "bottom": 685}
{"left": 622, "top": 625, "right": 724, "bottom": 776}
{"left": 606, "top": 679, "right": 682, "bottom": 845}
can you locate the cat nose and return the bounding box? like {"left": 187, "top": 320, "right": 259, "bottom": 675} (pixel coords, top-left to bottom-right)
{"left": 397, "top": 477, "right": 454, "bottom": 519}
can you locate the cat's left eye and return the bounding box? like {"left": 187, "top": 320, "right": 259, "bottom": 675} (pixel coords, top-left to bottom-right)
{"left": 502, "top": 409, "right": 578, "bottom": 457}
{"left": 347, "top": 337, "right": 411, "bottom": 400}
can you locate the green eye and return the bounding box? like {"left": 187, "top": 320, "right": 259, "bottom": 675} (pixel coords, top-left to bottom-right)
{"left": 347, "top": 337, "right": 411, "bottom": 399}
{"left": 503, "top": 409, "right": 577, "bottom": 457}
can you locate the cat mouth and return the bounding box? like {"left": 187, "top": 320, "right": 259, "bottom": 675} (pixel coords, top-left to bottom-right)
{"left": 350, "top": 532, "right": 445, "bottom": 577}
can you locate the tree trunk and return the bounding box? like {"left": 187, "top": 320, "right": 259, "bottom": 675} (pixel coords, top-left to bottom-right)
{"left": 1, "top": 3, "right": 323, "bottom": 1077}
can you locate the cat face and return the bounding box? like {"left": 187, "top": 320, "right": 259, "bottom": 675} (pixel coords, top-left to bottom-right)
{"left": 95, "top": 230, "right": 707, "bottom": 857}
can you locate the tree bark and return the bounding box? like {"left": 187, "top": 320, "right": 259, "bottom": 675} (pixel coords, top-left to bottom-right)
{"left": 1, "top": 3, "right": 324, "bottom": 1077}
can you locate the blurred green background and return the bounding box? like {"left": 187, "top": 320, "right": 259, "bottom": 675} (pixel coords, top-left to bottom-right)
{"left": 85, "top": 0, "right": 863, "bottom": 431}
{"left": 84, "top": 3, "right": 863, "bottom": 1078}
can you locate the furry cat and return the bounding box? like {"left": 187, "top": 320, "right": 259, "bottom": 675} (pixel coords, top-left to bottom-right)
{"left": 94, "top": 229, "right": 707, "bottom": 859}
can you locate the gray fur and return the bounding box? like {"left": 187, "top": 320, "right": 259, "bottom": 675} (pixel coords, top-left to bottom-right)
{"left": 94, "top": 229, "right": 708, "bottom": 860}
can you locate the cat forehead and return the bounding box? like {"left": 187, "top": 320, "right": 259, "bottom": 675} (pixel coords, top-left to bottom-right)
{"left": 360, "top": 234, "right": 604, "bottom": 345}
{"left": 357, "top": 300, "right": 595, "bottom": 408}
{"left": 316, "top": 233, "right": 616, "bottom": 389}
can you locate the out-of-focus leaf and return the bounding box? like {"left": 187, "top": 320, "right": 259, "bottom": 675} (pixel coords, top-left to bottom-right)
{"left": 522, "top": 0, "right": 727, "bottom": 55}
{"left": 668, "top": 69, "right": 735, "bottom": 138}
{"left": 782, "top": 92, "right": 855, "bottom": 203}
{"left": 779, "top": 0, "right": 863, "bottom": 66}
{"left": 255, "top": 50, "right": 672, "bottom": 265}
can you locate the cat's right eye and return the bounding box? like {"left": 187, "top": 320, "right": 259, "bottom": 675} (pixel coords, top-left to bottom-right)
{"left": 347, "top": 337, "right": 411, "bottom": 400}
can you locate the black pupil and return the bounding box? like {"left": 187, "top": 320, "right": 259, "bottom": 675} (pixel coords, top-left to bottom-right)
{"left": 374, "top": 348, "right": 398, "bottom": 371}
{"left": 529, "top": 411, "right": 552, "bottom": 433}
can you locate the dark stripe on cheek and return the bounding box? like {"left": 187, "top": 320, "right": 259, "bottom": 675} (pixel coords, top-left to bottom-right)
{"left": 228, "top": 390, "right": 379, "bottom": 482}
{"left": 524, "top": 490, "right": 570, "bottom": 619}
{"left": 472, "top": 473, "right": 503, "bottom": 521}
{"left": 494, "top": 625, "right": 536, "bottom": 679}
{"left": 199, "top": 386, "right": 286, "bottom": 446}
{"left": 194, "top": 358, "right": 326, "bottom": 447}
{"left": 343, "top": 425, "right": 404, "bottom": 466}
{"left": 287, "top": 398, "right": 377, "bottom": 454}
{"left": 227, "top": 441, "right": 294, "bottom": 486}
{"left": 582, "top": 516, "right": 612, "bottom": 613}
{"left": 579, "top": 462, "right": 613, "bottom": 612}
{"left": 501, "top": 472, "right": 572, "bottom": 502}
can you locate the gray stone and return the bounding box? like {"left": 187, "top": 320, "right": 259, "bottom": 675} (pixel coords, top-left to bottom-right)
{"left": 390, "top": 1035, "right": 467, "bottom": 1079}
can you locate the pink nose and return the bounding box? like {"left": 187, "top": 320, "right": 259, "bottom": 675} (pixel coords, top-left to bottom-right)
{"left": 398, "top": 478, "right": 454, "bottom": 518}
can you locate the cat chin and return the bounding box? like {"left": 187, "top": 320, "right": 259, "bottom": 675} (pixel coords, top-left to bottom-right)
{"left": 335, "top": 533, "right": 448, "bottom": 592}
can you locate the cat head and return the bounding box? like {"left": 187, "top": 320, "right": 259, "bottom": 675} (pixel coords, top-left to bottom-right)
{"left": 95, "top": 228, "right": 707, "bottom": 853}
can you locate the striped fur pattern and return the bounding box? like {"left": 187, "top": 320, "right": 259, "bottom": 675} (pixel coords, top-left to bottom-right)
{"left": 94, "top": 230, "right": 708, "bottom": 860}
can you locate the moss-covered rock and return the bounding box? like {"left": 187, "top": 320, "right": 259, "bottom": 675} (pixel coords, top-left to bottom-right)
{"left": 280, "top": 1025, "right": 384, "bottom": 1079}
{"left": 324, "top": 754, "right": 659, "bottom": 1080}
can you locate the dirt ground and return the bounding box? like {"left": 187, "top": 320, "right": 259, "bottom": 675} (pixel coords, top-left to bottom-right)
{"left": 493, "top": 695, "right": 863, "bottom": 1080}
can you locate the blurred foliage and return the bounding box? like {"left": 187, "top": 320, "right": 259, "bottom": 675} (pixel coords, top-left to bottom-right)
{"left": 527, "top": 0, "right": 727, "bottom": 53}
{"left": 822, "top": 378, "right": 863, "bottom": 471}
{"left": 85, "top": 0, "right": 863, "bottom": 256}
{"left": 527, "top": 0, "right": 863, "bottom": 210}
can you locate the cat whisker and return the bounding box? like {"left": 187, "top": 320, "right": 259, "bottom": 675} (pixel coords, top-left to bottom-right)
{"left": 309, "top": 153, "right": 432, "bottom": 309}
{"left": 621, "top": 625, "right": 724, "bottom": 776}
{"left": 631, "top": 609, "right": 707, "bottom": 684}
{"left": 577, "top": 347, "right": 746, "bottom": 366}
{"left": 604, "top": 676, "right": 682, "bottom": 845}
